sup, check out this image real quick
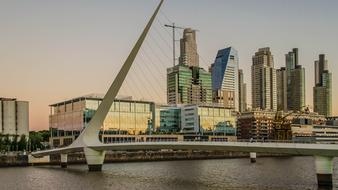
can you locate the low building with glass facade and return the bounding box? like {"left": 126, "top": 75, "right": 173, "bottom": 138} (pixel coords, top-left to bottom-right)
{"left": 156, "top": 104, "right": 236, "bottom": 135}
{"left": 49, "top": 94, "right": 155, "bottom": 147}
{"left": 158, "top": 106, "right": 181, "bottom": 133}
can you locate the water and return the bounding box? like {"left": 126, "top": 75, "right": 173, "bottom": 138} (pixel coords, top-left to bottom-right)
{"left": 0, "top": 156, "right": 336, "bottom": 190}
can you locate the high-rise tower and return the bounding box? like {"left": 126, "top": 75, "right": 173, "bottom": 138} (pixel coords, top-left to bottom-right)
{"left": 251, "top": 47, "right": 277, "bottom": 111}
{"left": 286, "top": 48, "right": 305, "bottom": 111}
{"left": 277, "top": 48, "right": 305, "bottom": 111}
{"left": 179, "top": 28, "right": 199, "bottom": 67}
{"left": 211, "top": 47, "right": 239, "bottom": 111}
{"left": 167, "top": 28, "right": 212, "bottom": 105}
{"left": 314, "top": 54, "right": 332, "bottom": 116}
{"left": 276, "top": 67, "right": 287, "bottom": 111}
{"left": 238, "top": 69, "right": 247, "bottom": 113}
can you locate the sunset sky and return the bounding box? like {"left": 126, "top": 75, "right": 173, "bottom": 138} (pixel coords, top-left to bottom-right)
{"left": 0, "top": 0, "right": 337, "bottom": 131}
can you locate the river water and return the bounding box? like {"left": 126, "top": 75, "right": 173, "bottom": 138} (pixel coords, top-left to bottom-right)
{"left": 0, "top": 156, "right": 337, "bottom": 190}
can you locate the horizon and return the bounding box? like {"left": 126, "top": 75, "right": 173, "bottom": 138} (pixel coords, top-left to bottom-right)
{"left": 0, "top": 0, "right": 337, "bottom": 131}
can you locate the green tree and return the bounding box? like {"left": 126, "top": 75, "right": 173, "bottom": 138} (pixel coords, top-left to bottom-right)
{"left": 18, "top": 135, "right": 27, "bottom": 151}
{"left": 0, "top": 134, "right": 4, "bottom": 152}
{"left": 29, "top": 131, "right": 44, "bottom": 151}
{"left": 11, "top": 135, "right": 18, "bottom": 151}
{"left": 3, "top": 134, "right": 11, "bottom": 152}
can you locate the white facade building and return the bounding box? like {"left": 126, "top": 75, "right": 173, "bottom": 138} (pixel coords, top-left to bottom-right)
{"left": 0, "top": 98, "right": 29, "bottom": 137}
{"left": 180, "top": 105, "right": 200, "bottom": 133}
{"left": 251, "top": 47, "right": 277, "bottom": 111}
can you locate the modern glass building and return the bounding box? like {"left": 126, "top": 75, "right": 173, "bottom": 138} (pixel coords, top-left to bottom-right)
{"left": 157, "top": 104, "right": 236, "bottom": 135}
{"left": 211, "top": 47, "right": 239, "bottom": 111}
{"left": 167, "top": 64, "right": 212, "bottom": 105}
{"left": 284, "top": 48, "right": 305, "bottom": 111}
{"left": 238, "top": 69, "right": 247, "bottom": 113}
{"left": 198, "top": 105, "right": 236, "bottom": 135}
{"left": 49, "top": 94, "right": 155, "bottom": 146}
{"left": 277, "top": 67, "right": 288, "bottom": 111}
{"left": 313, "top": 54, "right": 332, "bottom": 117}
{"left": 158, "top": 106, "right": 181, "bottom": 133}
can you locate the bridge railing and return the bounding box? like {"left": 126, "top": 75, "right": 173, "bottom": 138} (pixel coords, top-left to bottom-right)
{"left": 102, "top": 138, "right": 337, "bottom": 144}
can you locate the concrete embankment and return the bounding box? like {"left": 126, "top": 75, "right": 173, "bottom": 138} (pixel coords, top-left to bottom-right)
{"left": 33, "top": 150, "right": 290, "bottom": 166}
{"left": 0, "top": 151, "right": 291, "bottom": 167}
{"left": 0, "top": 155, "right": 28, "bottom": 167}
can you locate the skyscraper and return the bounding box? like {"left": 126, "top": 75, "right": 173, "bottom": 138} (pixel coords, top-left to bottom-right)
{"left": 179, "top": 28, "right": 199, "bottom": 67}
{"left": 211, "top": 47, "right": 239, "bottom": 111}
{"left": 167, "top": 27, "right": 212, "bottom": 105}
{"left": 314, "top": 54, "right": 332, "bottom": 116}
{"left": 277, "top": 48, "right": 305, "bottom": 111}
{"left": 251, "top": 47, "right": 277, "bottom": 111}
{"left": 238, "top": 69, "right": 247, "bottom": 113}
{"left": 167, "top": 64, "right": 212, "bottom": 105}
{"left": 276, "top": 67, "right": 287, "bottom": 111}
{"left": 286, "top": 48, "right": 305, "bottom": 111}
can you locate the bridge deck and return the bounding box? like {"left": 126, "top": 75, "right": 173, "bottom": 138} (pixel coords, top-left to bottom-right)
{"left": 32, "top": 141, "right": 338, "bottom": 157}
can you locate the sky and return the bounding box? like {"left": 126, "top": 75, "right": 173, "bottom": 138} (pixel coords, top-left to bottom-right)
{"left": 0, "top": 0, "right": 337, "bottom": 131}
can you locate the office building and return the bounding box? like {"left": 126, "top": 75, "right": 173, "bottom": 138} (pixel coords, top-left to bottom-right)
{"left": 237, "top": 110, "right": 326, "bottom": 140}
{"left": 313, "top": 54, "right": 332, "bottom": 116}
{"left": 277, "top": 67, "right": 288, "bottom": 111}
{"left": 251, "top": 47, "right": 277, "bottom": 111}
{"left": 237, "top": 110, "right": 276, "bottom": 140}
{"left": 285, "top": 48, "right": 306, "bottom": 111}
{"left": 179, "top": 28, "right": 199, "bottom": 67}
{"left": 157, "top": 104, "right": 236, "bottom": 135}
{"left": 49, "top": 94, "right": 155, "bottom": 147}
{"left": 158, "top": 106, "right": 181, "bottom": 133}
{"left": 292, "top": 115, "right": 337, "bottom": 143}
{"left": 167, "top": 64, "right": 212, "bottom": 105}
{"left": 0, "top": 98, "right": 29, "bottom": 138}
{"left": 211, "top": 47, "right": 239, "bottom": 111}
{"left": 238, "top": 69, "right": 247, "bottom": 113}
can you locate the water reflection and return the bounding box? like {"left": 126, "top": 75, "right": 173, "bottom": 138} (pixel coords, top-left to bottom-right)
{"left": 0, "top": 156, "right": 336, "bottom": 190}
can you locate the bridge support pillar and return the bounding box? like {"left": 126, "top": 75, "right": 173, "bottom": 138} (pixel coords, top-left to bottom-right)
{"left": 250, "top": 152, "right": 256, "bottom": 163}
{"left": 84, "top": 147, "right": 106, "bottom": 171}
{"left": 315, "top": 156, "right": 333, "bottom": 187}
{"left": 60, "top": 154, "right": 67, "bottom": 168}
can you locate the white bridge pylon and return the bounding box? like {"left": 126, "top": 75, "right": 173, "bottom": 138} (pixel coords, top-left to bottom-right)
{"left": 32, "top": 0, "right": 165, "bottom": 171}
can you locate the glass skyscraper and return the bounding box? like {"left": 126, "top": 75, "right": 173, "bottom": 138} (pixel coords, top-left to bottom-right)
{"left": 277, "top": 48, "right": 305, "bottom": 111}
{"left": 167, "top": 27, "right": 212, "bottom": 105}
{"left": 167, "top": 64, "right": 212, "bottom": 105}
{"left": 314, "top": 54, "right": 332, "bottom": 116}
{"left": 211, "top": 47, "right": 239, "bottom": 111}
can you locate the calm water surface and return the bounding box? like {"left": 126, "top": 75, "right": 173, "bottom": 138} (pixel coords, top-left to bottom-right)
{"left": 0, "top": 156, "right": 337, "bottom": 190}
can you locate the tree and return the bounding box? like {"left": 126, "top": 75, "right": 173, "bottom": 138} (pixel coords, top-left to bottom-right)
{"left": 18, "top": 135, "right": 27, "bottom": 151}
{"left": 0, "top": 134, "right": 4, "bottom": 153}
{"left": 3, "top": 134, "right": 11, "bottom": 152}
{"left": 11, "top": 135, "right": 18, "bottom": 151}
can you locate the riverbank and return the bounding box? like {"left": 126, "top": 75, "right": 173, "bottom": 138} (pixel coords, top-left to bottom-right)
{"left": 1, "top": 150, "right": 291, "bottom": 167}
{"left": 0, "top": 155, "right": 28, "bottom": 167}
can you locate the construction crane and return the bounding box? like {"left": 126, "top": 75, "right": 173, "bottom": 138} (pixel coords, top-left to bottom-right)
{"left": 273, "top": 106, "right": 312, "bottom": 140}
{"left": 164, "top": 23, "right": 185, "bottom": 66}
{"left": 273, "top": 111, "right": 293, "bottom": 140}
